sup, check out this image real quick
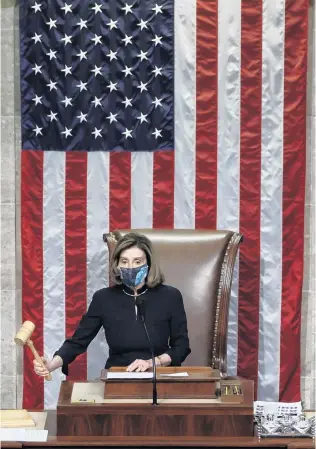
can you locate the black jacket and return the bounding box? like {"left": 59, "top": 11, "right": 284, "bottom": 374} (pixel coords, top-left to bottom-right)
{"left": 54, "top": 284, "right": 191, "bottom": 374}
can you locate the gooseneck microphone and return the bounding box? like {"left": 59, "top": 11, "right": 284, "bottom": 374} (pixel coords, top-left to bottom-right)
{"left": 135, "top": 297, "right": 158, "bottom": 405}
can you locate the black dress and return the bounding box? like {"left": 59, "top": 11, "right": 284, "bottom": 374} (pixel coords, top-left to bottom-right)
{"left": 54, "top": 283, "right": 191, "bottom": 374}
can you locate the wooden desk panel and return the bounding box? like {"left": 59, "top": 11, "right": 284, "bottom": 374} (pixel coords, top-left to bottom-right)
{"left": 56, "top": 380, "right": 254, "bottom": 437}
{"left": 27, "top": 411, "right": 314, "bottom": 448}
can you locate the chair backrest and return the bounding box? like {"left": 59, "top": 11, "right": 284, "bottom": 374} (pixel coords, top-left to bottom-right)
{"left": 103, "top": 229, "right": 242, "bottom": 375}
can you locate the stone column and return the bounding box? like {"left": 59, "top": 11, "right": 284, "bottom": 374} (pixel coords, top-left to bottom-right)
{"left": 1, "top": 0, "right": 22, "bottom": 408}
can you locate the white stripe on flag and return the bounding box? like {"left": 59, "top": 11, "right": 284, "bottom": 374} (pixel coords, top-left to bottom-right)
{"left": 131, "top": 152, "right": 153, "bottom": 228}
{"left": 43, "top": 151, "right": 66, "bottom": 409}
{"left": 86, "top": 152, "right": 110, "bottom": 380}
{"left": 174, "top": 0, "right": 196, "bottom": 229}
{"left": 258, "top": 0, "right": 285, "bottom": 401}
{"left": 217, "top": 0, "right": 241, "bottom": 375}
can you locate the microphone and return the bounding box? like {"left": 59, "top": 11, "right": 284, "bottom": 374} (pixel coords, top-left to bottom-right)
{"left": 135, "top": 297, "right": 158, "bottom": 405}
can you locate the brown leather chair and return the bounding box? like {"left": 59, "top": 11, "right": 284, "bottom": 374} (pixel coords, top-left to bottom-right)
{"left": 103, "top": 230, "right": 242, "bottom": 377}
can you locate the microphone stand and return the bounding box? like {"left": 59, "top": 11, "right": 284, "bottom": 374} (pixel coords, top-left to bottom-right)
{"left": 141, "top": 319, "right": 158, "bottom": 405}
{"left": 136, "top": 298, "right": 158, "bottom": 405}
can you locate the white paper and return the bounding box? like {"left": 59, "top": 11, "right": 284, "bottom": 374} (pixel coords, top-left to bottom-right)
{"left": 71, "top": 382, "right": 104, "bottom": 403}
{"left": 254, "top": 401, "right": 302, "bottom": 416}
{"left": 107, "top": 372, "right": 153, "bottom": 379}
{"left": 28, "top": 411, "right": 47, "bottom": 430}
{"left": 159, "top": 372, "right": 189, "bottom": 377}
{"left": 0, "top": 428, "right": 48, "bottom": 442}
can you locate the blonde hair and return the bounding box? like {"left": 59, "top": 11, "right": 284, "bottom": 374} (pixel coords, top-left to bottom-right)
{"left": 110, "top": 232, "right": 164, "bottom": 288}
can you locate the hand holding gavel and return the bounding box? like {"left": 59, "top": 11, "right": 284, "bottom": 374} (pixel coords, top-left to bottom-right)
{"left": 14, "top": 321, "right": 53, "bottom": 381}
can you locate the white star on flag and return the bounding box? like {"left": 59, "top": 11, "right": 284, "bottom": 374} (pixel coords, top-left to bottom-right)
{"left": 121, "top": 3, "right": 133, "bottom": 14}
{"left": 46, "top": 80, "right": 57, "bottom": 91}
{"left": 61, "top": 34, "right": 72, "bottom": 45}
{"left": 77, "top": 112, "right": 87, "bottom": 123}
{"left": 91, "top": 65, "right": 102, "bottom": 77}
{"left": 152, "top": 3, "right": 163, "bottom": 14}
{"left": 46, "top": 49, "right": 57, "bottom": 60}
{"left": 152, "top": 97, "right": 163, "bottom": 108}
{"left": 152, "top": 128, "right": 162, "bottom": 138}
{"left": 31, "top": 2, "right": 42, "bottom": 13}
{"left": 32, "top": 95, "right": 42, "bottom": 105}
{"left": 122, "top": 35, "right": 133, "bottom": 46}
{"left": 122, "top": 97, "right": 132, "bottom": 108}
{"left": 31, "top": 33, "right": 42, "bottom": 44}
{"left": 61, "top": 3, "right": 72, "bottom": 14}
{"left": 61, "top": 96, "right": 73, "bottom": 107}
{"left": 122, "top": 128, "right": 133, "bottom": 139}
{"left": 92, "top": 127, "right": 102, "bottom": 138}
{"left": 107, "top": 50, "right": 118, "bottom": 61}
{"left": 152, "top": 66, "right": 163, "bottom": 77}
{"left": 137, "top": 19, "right": 149, "bottom": 30}
{"left": 76, "top": 81, "right": 87, "bottom": 91}
{"left": 61, "top": 127, "right": 72, "bottom": 138}
{"left": 76, "top": 18, "right": 87, "bottom": 29}
{"left": 33, "top": 125, "right": 43, "bottom": 135}
{"left": 152, "top": 35, "right": 163, "bottom": 46}
{"left": 137, "top": 50, "right": 148, "bottom": 61}
{"left": 47, "top": 111, "right": 58, "bottom": 121}
{"left": 61, "top": 65, "right": 72, "bottom": 76}
{"left": 107, "top": 81, "right": 118, "bottom": 92}
{"left": 91, "top": 34, "right": 102, "bottom": 45}
{"left": 76, "top": 49, "right": 87, "bottom": 60}
{"left": 137, "top": 81, "right": 148, "bottom": 92}
{"left": 91, "top": 3, "right": 102, "bottom": 14}
{"left": 122, "top": 66, "right": 132, "bottom": 77}
{"left": 92, "top": 96, "right": 102, "bottom": 107}
{"left": 46, "top": 18, "right": 57, "bottom": 29}
{"left": 32, "top": 63, "right": 42, "bottom": 74}
{"left": 106, "top": 112, "right": 118, "bottom": 123}
{"left": 107, "top": 19, "right": 118, "bottom": 29}
{"left": 137, "top": 113, "right": 148, "bottom": 123}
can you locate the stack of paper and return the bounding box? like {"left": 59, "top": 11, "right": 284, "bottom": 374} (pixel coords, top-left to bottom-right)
{"left": 107, "top": 372, "right": 153, "bottom": 379}
{"left": 0, "top": 428, "right": 48, "bottom": 442}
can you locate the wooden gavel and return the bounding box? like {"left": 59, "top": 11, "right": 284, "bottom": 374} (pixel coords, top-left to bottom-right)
{"left": 14, "top": 321, "right": 52, "bottom": 381}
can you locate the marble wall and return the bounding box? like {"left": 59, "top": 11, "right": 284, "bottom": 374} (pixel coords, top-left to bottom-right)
{"left": 0, "top": 1, "right": 315, "bottom": 409}
{"left": 1, "top": 0, "right": 20, "bottom": 408}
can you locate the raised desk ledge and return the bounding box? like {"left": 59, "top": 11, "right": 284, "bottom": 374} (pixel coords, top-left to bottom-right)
{"left": 15, "top": 436, "right": 316, "bottom": 448}
{"left": 58, "top": 379, "right": 254, "bottom": 408}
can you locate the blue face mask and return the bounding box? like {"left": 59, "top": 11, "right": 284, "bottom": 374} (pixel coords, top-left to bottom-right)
{"left": 119, "top": 264, "right": 148, "bottom": 288}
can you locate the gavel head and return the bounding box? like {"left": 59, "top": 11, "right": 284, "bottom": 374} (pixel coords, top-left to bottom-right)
{"left": 14, "top": 321, "right": 35, "bottom": 346}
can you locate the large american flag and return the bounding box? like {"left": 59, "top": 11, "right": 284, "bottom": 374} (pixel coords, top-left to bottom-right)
{"left": 20, "top": 0, "right": 308, "bottom": 409}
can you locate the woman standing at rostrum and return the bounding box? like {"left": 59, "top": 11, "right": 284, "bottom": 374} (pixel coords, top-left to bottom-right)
{"left": 33, "top": 232, "right": 191, "bottom": 377}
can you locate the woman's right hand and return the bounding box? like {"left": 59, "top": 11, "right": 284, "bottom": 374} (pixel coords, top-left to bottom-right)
{"left": 33, "top": 357, "right": 51, "bottom": 377}
{"left": 33, "top": 355, "right": 63, "bottom": 377}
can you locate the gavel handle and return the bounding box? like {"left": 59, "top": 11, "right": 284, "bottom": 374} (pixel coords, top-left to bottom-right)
{"left": 27, "top": 340, "right": 52, "bottom": 381}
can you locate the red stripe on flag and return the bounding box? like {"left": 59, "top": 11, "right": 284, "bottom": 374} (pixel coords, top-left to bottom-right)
{"left": 280, "top": 0, "right": 308, "bottom": 401}
{"left": 21, "top": 150, "right": 44, "bottom": 409}
{"left": 153, "top": 151, "right": 174, "bottom": 228}
{"left": 109, "top": 152, "right": 131, "bottom": 231}
{"left": 237, "top": 0, "right": 263, "bottom": 397}
{"left": 195, "top": 0, "right": 218, "bottom": 229}
{"left": 65, "top": 152, "right": 87, "bottom": 381}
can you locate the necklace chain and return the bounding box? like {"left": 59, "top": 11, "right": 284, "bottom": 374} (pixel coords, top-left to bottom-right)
{"left": 122, "top": 288, "right": 148, "bottom": 297}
